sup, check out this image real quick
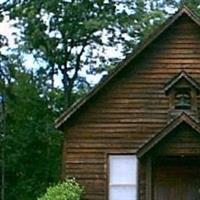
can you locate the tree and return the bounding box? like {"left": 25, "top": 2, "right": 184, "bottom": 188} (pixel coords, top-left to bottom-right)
{"left": 2, "top": 64, "right": 63, "bottom": 200}
{"left": 3, "top": 0, "right": 174, "bottom": 108}
{"left": 0, "top": 54, "right": 18, "bottom": 200}
{"left": 0, "top": 9, "right": 11, "bottom": 199}
{"left": 3, "top": 0, "right": 120, "bottom": 107}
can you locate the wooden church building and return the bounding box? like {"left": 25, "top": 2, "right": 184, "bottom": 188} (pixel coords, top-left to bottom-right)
{"left": 55, "top": 7, "right": 200, "bottom": 200}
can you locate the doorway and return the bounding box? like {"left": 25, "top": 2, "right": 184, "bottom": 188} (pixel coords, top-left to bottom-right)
{"left": 154, "top": 157, "right": 200, "bottom": 200}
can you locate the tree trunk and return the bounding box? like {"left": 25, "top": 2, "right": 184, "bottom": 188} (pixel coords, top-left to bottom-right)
{"left": 62, "top": 73, "right": 73, "bottom": 108}
{"left": 63, "top": 84, "right": 73, "bottom": 109}
{"left": 0, "top": 92, "right": 5, "bottom": 200}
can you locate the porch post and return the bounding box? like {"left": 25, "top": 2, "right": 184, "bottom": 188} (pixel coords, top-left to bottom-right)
{"left": 146, "top": 157, "right": 152, "bottom": 200}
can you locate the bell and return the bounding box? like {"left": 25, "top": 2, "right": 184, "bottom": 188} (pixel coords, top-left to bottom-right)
{"left": 175, "top": 93, "right": 191, "bottom": 109}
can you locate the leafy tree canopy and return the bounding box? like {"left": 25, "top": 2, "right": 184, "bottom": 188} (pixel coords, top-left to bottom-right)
{"left": 3, "top": 63, "right": 63, "bottom": 200}
{"left": 3, "top": 0, "right": 175, "bottom": 107}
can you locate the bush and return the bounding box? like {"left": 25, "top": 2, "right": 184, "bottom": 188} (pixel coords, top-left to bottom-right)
{"left": 37, "top": 179, "right": 84, "bottom": 200}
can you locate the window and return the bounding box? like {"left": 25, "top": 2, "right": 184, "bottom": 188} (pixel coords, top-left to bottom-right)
{"left": 109, "top": 155, "right": 137, "bottom": 200}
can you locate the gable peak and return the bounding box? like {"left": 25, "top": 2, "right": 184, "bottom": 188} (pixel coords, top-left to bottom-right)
{"left": 164, "top": 71, "right": 200, "bottom": 95}
{"left": 179, "top": 5, "right": 193, "bottom": 14}
{"left": 173, "top": 5, "right": 200, "bottom": 26}
{"left": 137, "top": 112, "right": 200, "bottom": 158}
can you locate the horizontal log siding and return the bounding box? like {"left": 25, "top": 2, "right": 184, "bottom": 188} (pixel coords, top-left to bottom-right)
{"left": 62, "top": 15, "right": 200, "bottom": 200}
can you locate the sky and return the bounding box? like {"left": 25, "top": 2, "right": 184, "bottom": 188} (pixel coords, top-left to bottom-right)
{"left": 0, "top": 15, "right": 36, "bottom": 65}
{"left": 0, "top": 0, "right": 15, "bottom": 45}
{"left": 0, "top": 17, "right": 15, "bottom": 46}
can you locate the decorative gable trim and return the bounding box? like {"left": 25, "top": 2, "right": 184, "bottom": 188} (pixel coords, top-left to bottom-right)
{"left": 164, "top": 71, "right": 200, "bottom": 95}
{"left": 55, "top": 6, "right": 200, "bottom": 130}
{"left": 137, "top": 112, "right": 200, "bottom": 158}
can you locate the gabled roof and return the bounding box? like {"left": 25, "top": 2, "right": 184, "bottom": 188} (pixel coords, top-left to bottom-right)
{"left": 137, "top": 112, "right": 200, "bottom": 157}
{"left": 164, "top": 71, "right": 200, "bottom": 95}
{"left": 55, "top": 6, "right": 200, "bottom": 130}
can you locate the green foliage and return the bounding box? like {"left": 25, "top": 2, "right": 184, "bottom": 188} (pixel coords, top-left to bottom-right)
{"left": 179, "top": 0, "right": 200, "bottom": 15}
{"left": 3, "top": 0, "right": 200, "bottom": 107}
{"left": 38, "top": 179, "right": 83, "bottom": 200}
{"left": 3, "top": 0, "right": 173, "bottom": 107}
{"left": 4, "top": 0, "right": 121, "bottom": 107}
{"left": 3, "top": 64, "right": 63, "bottom": 200}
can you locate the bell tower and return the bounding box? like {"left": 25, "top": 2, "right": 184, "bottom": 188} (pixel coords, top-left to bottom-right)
{"left": 164, "top": 71, "right": 200, "bottom": 122}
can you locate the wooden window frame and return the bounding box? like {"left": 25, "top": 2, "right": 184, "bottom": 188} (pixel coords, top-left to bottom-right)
{"left": 107, "top": 153, "right": 139, "bottom": 200}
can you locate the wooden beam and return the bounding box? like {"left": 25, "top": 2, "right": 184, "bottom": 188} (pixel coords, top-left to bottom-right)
{"left": 146, "top": 157, "right": 152, "bottom": 200}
